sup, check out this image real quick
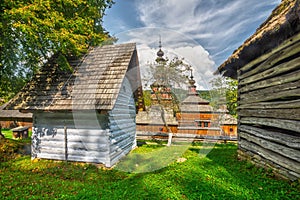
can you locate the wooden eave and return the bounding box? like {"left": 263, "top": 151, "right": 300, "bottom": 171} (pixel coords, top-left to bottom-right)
{"left": 216, "top": 0, "right": 300, "bottom": 79}
{"left": 0, "top": 103, "right": 32, "bottom": 121}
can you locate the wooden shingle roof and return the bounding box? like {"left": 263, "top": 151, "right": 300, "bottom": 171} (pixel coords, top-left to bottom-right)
{"left": 0, "top": 103, "right": 32, "bottom": 121}
{"left": 180, "top": 95, "right": 213, "bottom": 113}
{"left": 5, "top": 43, "right": 138, "bottom": 111}
{"left": 216, "top": 0, "right": 300, "bottom": 79}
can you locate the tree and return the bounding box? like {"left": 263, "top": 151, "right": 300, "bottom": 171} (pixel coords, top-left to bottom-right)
{"left": 225, "top": 78, "right": 238, "bottom": 118}
{"left": 145, "top": 56, "right": 191, "bottom": 146}
{"left": 210, "top": 77, "right": 238, "bottom": 118}
{"left": 0, "top": 0, "right": 114, "bottom": 101}
{"left": 0, "top": 125, "right": 4, "bottom": 139}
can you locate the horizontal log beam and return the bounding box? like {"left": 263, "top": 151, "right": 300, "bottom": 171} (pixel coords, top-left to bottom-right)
{"left": 239, "top": 108, "right": 300, "bottom": 120}
{"left": 238, "top": 33, "right": 300, "bottom": 77}
{"left": 240, "top": 117, "right": 299, "bottom": 132}
{"left": 238, "top": 99, "right": 300, "bottom": 109}
{"left": 239, "top": 125, "right": 300, "bottom": 149}
{"left": 239, "top": 132, "right": 300, "bottom": 161}
{"left": 240, "top": 56, "right": 300, "bottom": 86}
{"left": 239, "top": 70, "right": 300, "bottom": 94}
{"left": 237, "top": 149, "right": 299, "bottom": 180}
{"left": 240, "top": 87, "right": 300, "bottom": 104}
{"left": 239, "top": 40, "right": 300, "bottom": 80}
{"left": 239, "top": 139, "right": 300, "bottom": 174}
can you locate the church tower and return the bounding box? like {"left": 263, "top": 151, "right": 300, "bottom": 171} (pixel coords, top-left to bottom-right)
{"left": 150, "top": 37, "right": 173, "bottom": 105}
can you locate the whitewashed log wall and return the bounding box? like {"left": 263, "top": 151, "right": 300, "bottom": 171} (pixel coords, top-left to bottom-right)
{"left": 32, "top": 112, "right": 111, "bottom": 165}
{"left": 32, "top": 78, "right": 136, "bottom": 167}
{"left": 237, "top": 33, "right": 300, "bottom": 180}
{"left": 108, "top": 77, "right": 137, "bottom": 166}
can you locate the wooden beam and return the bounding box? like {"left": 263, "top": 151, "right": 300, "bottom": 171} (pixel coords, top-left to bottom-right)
{"left": 238, "top": 33, "right": 300, "bottom": 77}
{"left": 239, "top": 139, "right": 300, "bottom": 174}
{"left": 237, "top": 149, "right": 299, "bottom": 180}
{"left": 239, "top": 108, "right": 300, "bottom": 120}
{"left": 240, "top": 117, "right": 299, "bottom": 132}
{"left": 239, "top": 70, "right": 300, "bottom": 94}
{"left": 240, "top": 87, "right": 300, "bottom": 104}
{"left": 239, "top": 131, "right": 300, "bottom": 161}
{"left": 239, "top": 125, "right": 300, "bottom": 149}
{"left": 240, "top": 55, "right": 300, "bottom": 86}
{"left": 64, "top": 125, "right": 68, "bottom": 162}
{"left": 238, "top": 99, "right": 300, "bottom": 109}
{"left": 239, "top": 41, "right": 300, "bottom": 80}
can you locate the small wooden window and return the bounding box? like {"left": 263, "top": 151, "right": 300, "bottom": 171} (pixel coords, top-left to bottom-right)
{"left": 204, "top": 122, "right": 209, "bottom": 127}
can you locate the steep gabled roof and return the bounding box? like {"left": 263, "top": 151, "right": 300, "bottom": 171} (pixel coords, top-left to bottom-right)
{"left": 5, "top": 43, "right": 138, "bottom": 111}
{"left": 216, "top": 0, "right": 300, "bottom": 79}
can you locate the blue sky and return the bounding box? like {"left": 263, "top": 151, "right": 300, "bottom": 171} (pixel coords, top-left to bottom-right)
{"left": 103, "top": 0, "right": 280, "bottom": 89}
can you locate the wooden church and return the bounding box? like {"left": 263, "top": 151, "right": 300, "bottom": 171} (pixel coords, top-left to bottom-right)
{"left": 216, "top": 0, "right": 300, "bottom": 180}
{"left": 177, "top": 73, "right": 237, "bottom": 139}
{"left": 5, "top": 43, "right": 143, "bottom": 167}
{"left": 136, "top": 41, "right": 237, "bottom": 140}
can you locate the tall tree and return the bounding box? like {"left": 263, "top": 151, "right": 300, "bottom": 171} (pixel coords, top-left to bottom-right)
{"left": 145, "top": 56, "right": 191, "bottom": 146}
{"left": 0, "top": 0, "right": 114, "bottom": 102}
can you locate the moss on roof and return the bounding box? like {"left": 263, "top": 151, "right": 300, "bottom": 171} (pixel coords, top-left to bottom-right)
{"left": 216, "top": 0, "right": 300, "bottom": 79}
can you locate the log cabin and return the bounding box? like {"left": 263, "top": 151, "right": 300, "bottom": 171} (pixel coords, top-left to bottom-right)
{"left": 0, "top": 103, "right": 32, "bottom": 129}
{"left": 5, "top": 43, "right": 143, "bottom": 167}
{"left": 216, "top": 0, "right": 300, "bottom": 180}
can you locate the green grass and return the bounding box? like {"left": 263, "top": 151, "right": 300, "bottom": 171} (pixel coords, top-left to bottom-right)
{"left": 0, "top": 141, "right": 299, "bottom": 199}
{"left": 1, "top": 128, "right": 32, "bottom": 141}
{"left": 1, "top": 129, "right": 14, "bottom": 139}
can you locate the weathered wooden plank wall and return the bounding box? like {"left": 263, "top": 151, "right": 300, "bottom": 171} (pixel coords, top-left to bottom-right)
{"left": 108, "top": 77, "right": 136, "bottom": 167}
{"left": 237, "top": 33, "right": 300, "bottom": 180}
{"left": 32, "top": 112, "right": 111, "bottom": 165}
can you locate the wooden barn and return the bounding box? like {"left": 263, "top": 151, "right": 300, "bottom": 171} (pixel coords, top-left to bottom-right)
{"left": 5, "top": 43, "right": 143, "bottom": 167}
{"left": 216, "top": 0, "right": 300, "bottom": 180}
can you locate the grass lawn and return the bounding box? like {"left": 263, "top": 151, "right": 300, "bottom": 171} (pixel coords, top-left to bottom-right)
{"left": 0, "top": 140, "right": 299, "bottom": 199}
{"left": 1, "top": 128, "right": 32, "bottom": 140}
{"left": 1, "top": 129, "right": 15, "bottom": 139}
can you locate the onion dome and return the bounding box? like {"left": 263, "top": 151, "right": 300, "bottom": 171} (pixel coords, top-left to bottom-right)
{"left": 157, "top": 48, "right": 164, "bottom": 57}
{"left": 189, "top": 75, "right": 196, "bottom": 86}
{"left": 188, "top": 70, "right": 196, "bottom": 86}
{"left": 156, "top": 36, "right": 165, "bottom": 63}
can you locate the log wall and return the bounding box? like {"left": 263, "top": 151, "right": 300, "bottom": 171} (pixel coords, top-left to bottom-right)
{"left": 32, "top": 112, "right": 111, "bottom": 165}
{"left": 107, "top": 77, "right": 137, "bottom": 167}
{"left": 237, "top": 33, "right": 300, "bottom": 180}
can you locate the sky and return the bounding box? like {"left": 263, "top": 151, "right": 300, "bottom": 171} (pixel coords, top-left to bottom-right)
{"left": 103, "top": 0, "right": 280, "bottom": 89}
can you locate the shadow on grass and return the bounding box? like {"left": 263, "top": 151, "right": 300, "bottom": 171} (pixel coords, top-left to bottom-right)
{"left": 0, "top": 142, "right": 299, "bottom": 199}
{"left": 115, "top": 143, "right": 190, "bottom": 173}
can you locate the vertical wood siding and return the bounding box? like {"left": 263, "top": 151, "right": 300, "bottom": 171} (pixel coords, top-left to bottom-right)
{"left": 237, "top": 34, "right": 300, "bottom": 180}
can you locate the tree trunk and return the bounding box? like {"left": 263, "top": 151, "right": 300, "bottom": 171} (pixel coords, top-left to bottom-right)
{"left": 160, "top": 106, "right": 173, "bottom": 146}
{"left": 0, "top": 125, "right": 5, "bottom": 139}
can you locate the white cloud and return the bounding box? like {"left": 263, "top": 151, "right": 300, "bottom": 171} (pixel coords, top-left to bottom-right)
{"left": 107, "top": 0, "right": 280, "bottom": 89}
{"left": 135, "top": 0, "right": 280, "bottom": 64}
{"left": 115, "top": 28, "right": 215, "bottom": 90}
